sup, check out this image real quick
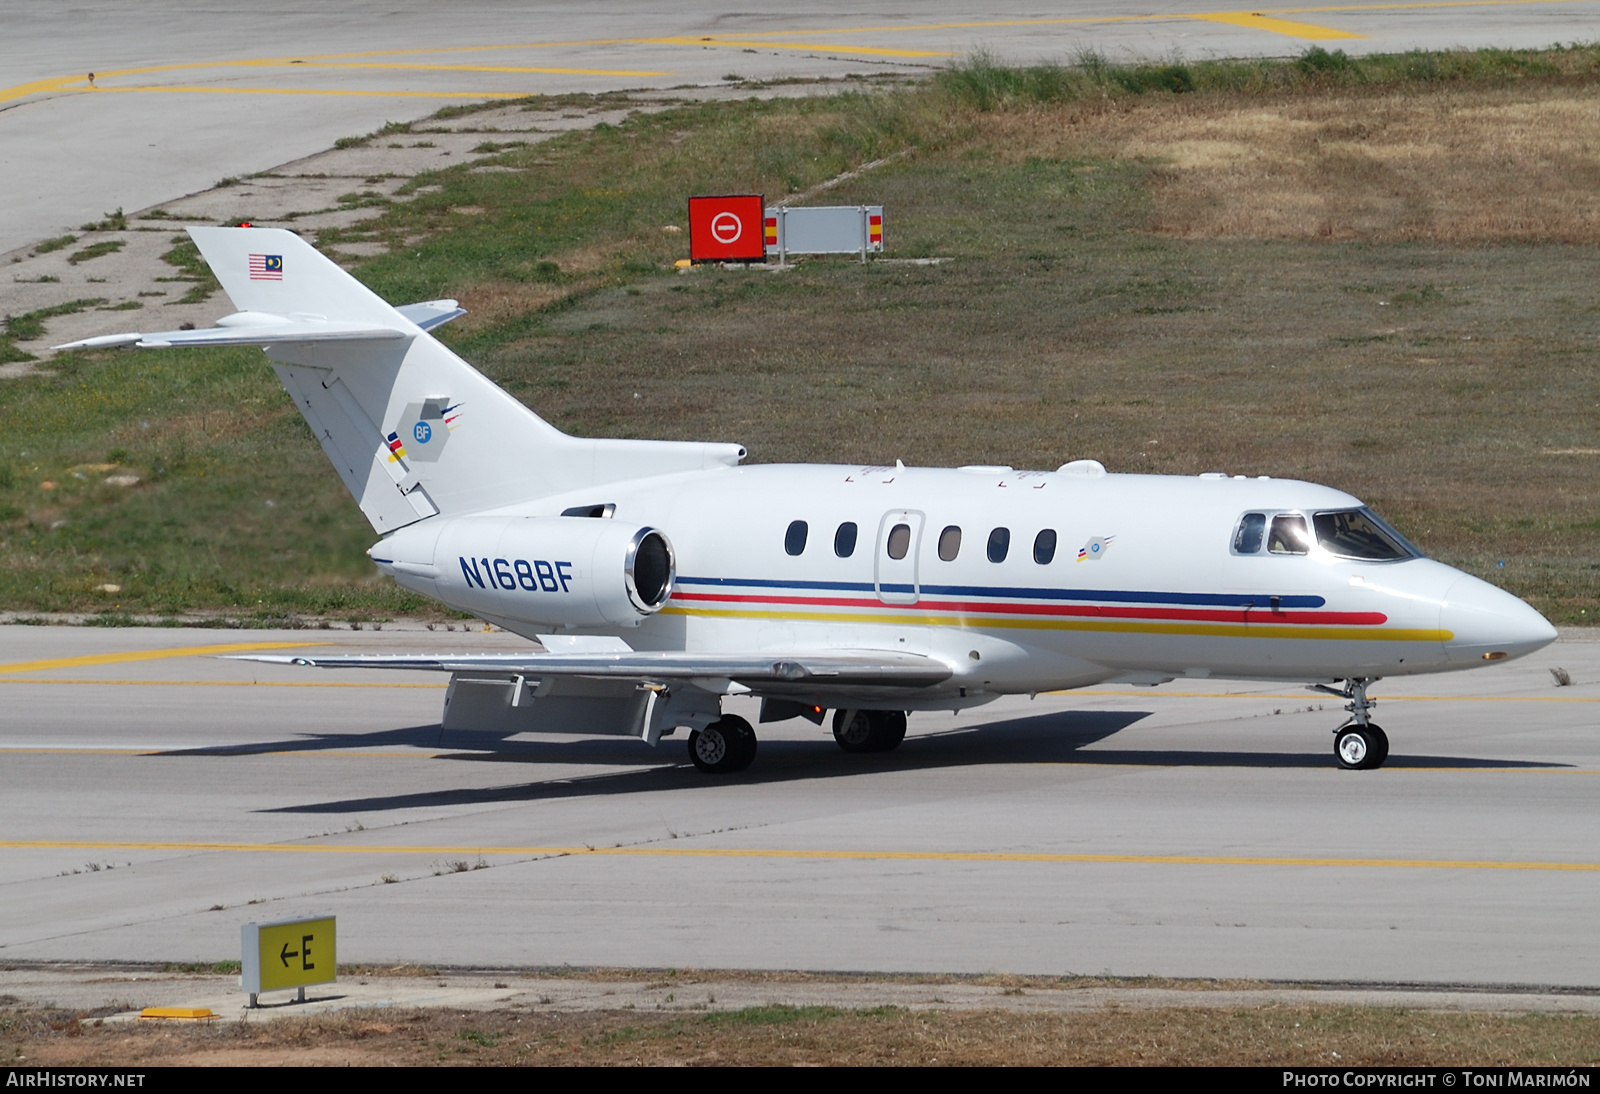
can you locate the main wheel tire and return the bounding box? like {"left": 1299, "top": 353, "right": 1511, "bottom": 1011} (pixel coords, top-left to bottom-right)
{"left": 876, "top": 711, "right": 908, "bottom": 752}
{"left": 688, "top": 715, "right": 757, "bottom": 773}
{"left": 720, "top": 714, "right": 757, "bottom": 770}
{"left": 1365, "top": 724, "right": 1389, "bottom": 769}
{"left": 833, "top": 709, "right": 877, "bottom": 753}
{"left": 1335, "top": 724, "right": 1380, "bottom": 770}
{"left": 832, "top": 709, "right": 907, "bottom": 753}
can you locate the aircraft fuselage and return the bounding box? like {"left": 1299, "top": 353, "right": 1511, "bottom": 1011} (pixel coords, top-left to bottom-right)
{"left": 402, "top": 462, "right": 1554, "bottom": 706}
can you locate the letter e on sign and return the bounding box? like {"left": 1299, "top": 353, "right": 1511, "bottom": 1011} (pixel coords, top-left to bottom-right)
{"left": 689, "top": 195, "right": 765, "bottom": 262}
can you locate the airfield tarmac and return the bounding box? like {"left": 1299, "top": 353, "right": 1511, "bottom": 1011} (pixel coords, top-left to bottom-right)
{"left": 5, "top": 0, "right": 1600, "bottom": 1013}
{"left": 6, "top": 0, "right": 1600, "bottom": 254}
{"left": 2, "top": 624, "right": 1597, "bottom": 989}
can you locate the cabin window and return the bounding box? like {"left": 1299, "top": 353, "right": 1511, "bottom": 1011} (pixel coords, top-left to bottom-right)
{"left": 987, "top": 527, "right": 1010, "bottom": 563}
{"left": 1033, "top": 529, "right": 1058, "bottom": 565}
{"left": 886, "top": 523, "right": 911, "bottom": 560}
{"left": 1267, "top": 514, "right": 1311, "bottom": 555}
{"left": 1233, "top": 512, "right": 1266, "bottom": 554}
{"left": 784, "top": 520, "right": 808, "bottom": 556}
{"left": 834, "top": 521, "right": 858, "bottom": 558}
{"left": 1314, "top": 508, "right": 1416, "bottom": 561}
{"left": 937, "top": 525, "right": 962, "bottom": 561}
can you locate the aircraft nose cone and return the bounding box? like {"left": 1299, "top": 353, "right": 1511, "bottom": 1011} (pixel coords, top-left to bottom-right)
{"left": 1440, "top": 573, "right": 1558, "bottom": 665}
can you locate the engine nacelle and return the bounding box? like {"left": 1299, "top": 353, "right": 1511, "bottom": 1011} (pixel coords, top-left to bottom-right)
{"left": 372, "top": 515, "right": 675, "bottom": 628}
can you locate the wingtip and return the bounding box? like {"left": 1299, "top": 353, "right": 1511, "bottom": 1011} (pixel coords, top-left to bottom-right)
{"left": 52, "top": 333, "right": 143, "bottom": 351}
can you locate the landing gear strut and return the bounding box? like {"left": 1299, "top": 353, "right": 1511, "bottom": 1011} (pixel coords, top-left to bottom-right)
{"left": 687, "top": 714, "right": 757, "bottom": 773}
{"left": 832, "top": 709, "right": 907, "bottom": 753}
{"left": 1314, "top": 678, "right": 1389, "bottom": 770}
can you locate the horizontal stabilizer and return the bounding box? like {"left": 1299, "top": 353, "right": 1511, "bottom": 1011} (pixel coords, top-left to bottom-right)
{"left": 228, "top": 649, "right": 953, "bottom": 688}
{"left": 57, "top": 226, "right": 748, "bottom": 530}
{"left": 395, "top": 299, "right": 466, "bottom": 332}
{"left": 55, "top": 313, "right": 406, "bottom": 351}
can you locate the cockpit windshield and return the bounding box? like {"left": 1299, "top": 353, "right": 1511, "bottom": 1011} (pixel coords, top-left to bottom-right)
{"left": 1232, "top": 507, "right": 1423, "bottom": 561}
{"left": 1312, "top": 508, "right": 1421, "bottom": 561}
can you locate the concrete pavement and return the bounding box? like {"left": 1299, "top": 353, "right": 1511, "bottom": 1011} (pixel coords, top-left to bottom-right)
{"left": 2, "top": 625, "right": 1597, "bottom": 986}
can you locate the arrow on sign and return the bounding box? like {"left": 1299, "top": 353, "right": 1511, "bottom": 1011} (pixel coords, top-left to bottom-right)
{"left": 280, "top": 942, "right": 299, "bottom": 967}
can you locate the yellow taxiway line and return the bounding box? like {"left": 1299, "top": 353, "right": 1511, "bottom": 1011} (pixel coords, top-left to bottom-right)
{"left": 0, "top": 748, "right": 444, "bottom": 758}
{"left": 1189, "top": 12, "right": 1363, "bottom": 37}
{"left": 0, "top": 643, "right": 327, "bottom": 676}
{"left": 0, "top": 678, "right": 443, "bottom": 688}
{"left": 6, "top": 0, "right": 1593, "bottom": 106}
{"left": 4, "top": 840, "right": 1599, "bottom": 873}
{"left": 93, "top": 87, "right": 551, "bottom": 100}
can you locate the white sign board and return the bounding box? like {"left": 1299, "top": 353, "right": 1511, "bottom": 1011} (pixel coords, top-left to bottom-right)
{"left": 764, "top": 206, "right": 883, "bottom": 262}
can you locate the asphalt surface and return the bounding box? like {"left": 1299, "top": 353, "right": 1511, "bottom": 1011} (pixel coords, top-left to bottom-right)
{"left": 5, "top": 1, "right": 1600, "bottom": 254}
{"left": 2, "top": 624, "right": 1597, "bottom": 986}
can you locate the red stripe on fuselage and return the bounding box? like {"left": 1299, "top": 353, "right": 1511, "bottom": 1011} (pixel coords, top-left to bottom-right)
{"left": 668, "top": 591, "right": 1386, "bottom": 626}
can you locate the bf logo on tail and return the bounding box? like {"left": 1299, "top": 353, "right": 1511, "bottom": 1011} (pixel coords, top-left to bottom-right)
{"left": 392, "top": 398, "right": 462, "bottom": 463}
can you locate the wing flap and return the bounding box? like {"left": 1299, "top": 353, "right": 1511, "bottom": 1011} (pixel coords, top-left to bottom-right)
{"left": 228, "top": 649, "right": 952, "bottom": 687}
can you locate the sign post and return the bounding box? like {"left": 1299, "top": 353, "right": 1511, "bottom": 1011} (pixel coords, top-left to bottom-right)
{"left": 242, "top": 915, "right": 336, "bottom": 1007}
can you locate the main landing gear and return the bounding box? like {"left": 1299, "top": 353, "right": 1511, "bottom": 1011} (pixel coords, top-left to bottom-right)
{"left": 832, "top": 709, "right": 907, "bottom": 754}
{"left": 686, "top": 708, "right": 911, "bottom": 774}
{"left": 687, "top": 715, "right": 757, "bottom": 774}
{"left": 1314, "top": 678, "right": 1389, "bottom": 770}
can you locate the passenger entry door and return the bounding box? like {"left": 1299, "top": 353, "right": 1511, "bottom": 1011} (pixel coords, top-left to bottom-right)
{"left": 875, "top": 510, "right": 924, "bottom": 605}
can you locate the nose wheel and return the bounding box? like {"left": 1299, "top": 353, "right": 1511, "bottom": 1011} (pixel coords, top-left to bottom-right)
{"left": 687, "top": 715, "right": 757, "bottom": 773}
{"left": 1334, "top": 723, "right": 1389, "bottom": 770}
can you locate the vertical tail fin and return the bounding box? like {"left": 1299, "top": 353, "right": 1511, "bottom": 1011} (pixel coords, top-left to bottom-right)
{"left": 182, "top": 228, "right": 743, "bottom": 535}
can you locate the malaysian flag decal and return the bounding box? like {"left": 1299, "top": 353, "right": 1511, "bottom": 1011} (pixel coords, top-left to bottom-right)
{"left": 248, "top": 254, "right": 283, "bottom": 281}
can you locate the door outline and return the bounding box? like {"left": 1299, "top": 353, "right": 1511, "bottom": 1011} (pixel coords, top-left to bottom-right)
{"left": 875, "top": 509, "right": 925, "bottom": 605}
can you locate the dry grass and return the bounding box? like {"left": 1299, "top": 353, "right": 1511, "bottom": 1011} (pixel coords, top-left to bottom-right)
{"left": 932, "top": 80, "right": 1600, "bottom": 243}
{"left": 1121, "top": 86, "right": 1600, "bottom": 242}
{"left": 452, "top": 281, "right": 576, "bottom": 334}
{"left": 9, "top": 1003, "right": 1600, "bottom": 1066}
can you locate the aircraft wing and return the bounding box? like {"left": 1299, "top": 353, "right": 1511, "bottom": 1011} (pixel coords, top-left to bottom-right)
{"left": 228, "top": 649, "right": 953, "bottom": 688}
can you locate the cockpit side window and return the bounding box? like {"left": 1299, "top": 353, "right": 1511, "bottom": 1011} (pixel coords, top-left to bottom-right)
{"left": 1232, "top": 512, "right": 1266, "bottom": 554}
{"left": 1313, "top": 508, "right": 1418, "bottom": 561}
{"left": 1267, "top": 514, "right": 1311, "bottom": 555}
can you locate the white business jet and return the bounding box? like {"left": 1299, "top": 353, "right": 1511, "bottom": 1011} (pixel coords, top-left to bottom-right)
{"left": 61, "top": 228, "right": 1557, "bottom": 773}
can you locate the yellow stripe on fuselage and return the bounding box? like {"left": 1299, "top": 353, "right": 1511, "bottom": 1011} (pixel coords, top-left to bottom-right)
{"left": 660, "top": 605, "right": 1450, "bottom": 643}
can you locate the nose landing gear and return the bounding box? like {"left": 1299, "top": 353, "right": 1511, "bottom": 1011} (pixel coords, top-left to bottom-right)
{"left": 1313, "top": 678, "right": 1389, "bottom": 770}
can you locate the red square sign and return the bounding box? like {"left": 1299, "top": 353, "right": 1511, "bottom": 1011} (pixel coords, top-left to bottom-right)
{"left": 688, "top": 194, "right": 765, "bottom": 262}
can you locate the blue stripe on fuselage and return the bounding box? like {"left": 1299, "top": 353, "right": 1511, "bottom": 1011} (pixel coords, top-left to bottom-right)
{"left": 674, "top": 575, "right": 1326, "bottom": 609}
